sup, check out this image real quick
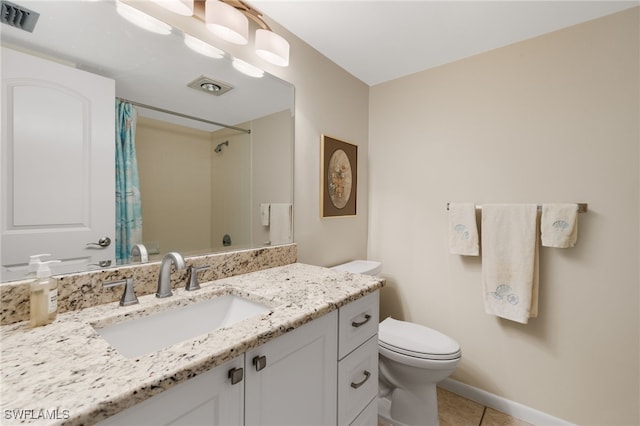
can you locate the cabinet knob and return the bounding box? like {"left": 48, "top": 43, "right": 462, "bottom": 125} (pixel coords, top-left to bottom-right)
{"left": 350, "top": 370, "right": 371, "bottom": 389}
{"left": 253, "top": 355, "right": 267, "bottom": 372}
{"left": 351, "top": 314, "right": 371, "bottom": 328}
{"left": 228, "top": 367, "right": 244, "bottom": 385}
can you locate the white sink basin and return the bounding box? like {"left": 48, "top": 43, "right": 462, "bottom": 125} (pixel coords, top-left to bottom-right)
{"left": 94, "top": 294, "right": 270, "bottom": 358}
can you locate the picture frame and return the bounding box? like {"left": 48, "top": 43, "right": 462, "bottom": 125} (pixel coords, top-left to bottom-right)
{"left": 320, "top": 134, "right": 358, "bottom": 217}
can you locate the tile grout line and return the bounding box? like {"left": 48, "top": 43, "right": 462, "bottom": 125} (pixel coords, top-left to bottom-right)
{"left": 478, "top": 406, "right": 488, "bottom": 426}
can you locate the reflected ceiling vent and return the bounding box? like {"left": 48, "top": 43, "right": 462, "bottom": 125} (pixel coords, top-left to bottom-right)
{"left": 0, "top": 0, "right": 39, "bottom": 32}
{"left": 187, "top": 76, "right": 233, "bottom": 96}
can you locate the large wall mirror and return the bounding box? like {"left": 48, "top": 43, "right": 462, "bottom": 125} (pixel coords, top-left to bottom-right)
{"left": 0, "top": 0, "right": 294, "bottom": 282}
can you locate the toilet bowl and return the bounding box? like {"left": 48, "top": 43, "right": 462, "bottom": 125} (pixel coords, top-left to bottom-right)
{"left": 378, "top": 317, "right": 461, "bottom": 426}
{"left": 330, "top": 260, "right": 461, "bottom": 426}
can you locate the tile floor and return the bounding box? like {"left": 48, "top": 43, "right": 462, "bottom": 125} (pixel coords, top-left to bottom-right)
{"left": 379, "top": 387, "right": 534, "bottom": 426}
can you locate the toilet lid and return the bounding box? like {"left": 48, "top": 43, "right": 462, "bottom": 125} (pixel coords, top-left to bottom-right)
{"left": 378, "top": 317, "right": 461, "bottom": 360}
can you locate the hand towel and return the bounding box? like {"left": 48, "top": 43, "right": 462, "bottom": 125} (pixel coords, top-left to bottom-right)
{"left": 541, "top": 203, "right": 578, "bottom": 248}
{"left": 448, "top": 203, "right": 479, "bottom": 256}
{"left": 260, "top": 203, "right": 270, "bottom": 226}
{"left": 269, "top": 203, "right": 292, "bottom": 245}
{"left": 482, "top": 204, "right": 539, "bottom": 324}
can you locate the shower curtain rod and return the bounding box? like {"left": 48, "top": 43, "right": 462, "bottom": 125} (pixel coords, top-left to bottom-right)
{"left": 117, "top": 97, "right": 251, "bottom": 134}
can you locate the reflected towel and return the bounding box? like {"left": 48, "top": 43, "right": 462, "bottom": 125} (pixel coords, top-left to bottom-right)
{"left": 482, "top": 204, "right": 539, "bottom": 324}
{"left": 260, "top": 203, "right": 270, "bottom": 226}
{"left": 448, "top": 203, "right": 479, "bottom": 256}
{"left": 541, "top": 204, "right": 578, "bottom": 248}
{"left": 269, "top": 203, "right": 292, "bottom": 245}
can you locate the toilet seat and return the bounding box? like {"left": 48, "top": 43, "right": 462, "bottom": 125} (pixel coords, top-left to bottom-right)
{"left": 378, "top": 317, "right": 461, "bottom": 361}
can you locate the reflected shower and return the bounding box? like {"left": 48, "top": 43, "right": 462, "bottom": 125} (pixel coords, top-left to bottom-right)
{"left": 214, "top": 140, "right": 229, "bottom": 153}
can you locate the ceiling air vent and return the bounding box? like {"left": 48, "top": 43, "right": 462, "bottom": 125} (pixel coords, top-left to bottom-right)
{"left": 187, "top": 76, "right": 233, "bottom": 97}
{"left": 1, "top": 0, "right": 39, "bottom": 32}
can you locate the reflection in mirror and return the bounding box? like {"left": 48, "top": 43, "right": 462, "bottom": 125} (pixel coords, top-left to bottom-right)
{"left": 0, "top": 0, "right": 294, "bottom": 282}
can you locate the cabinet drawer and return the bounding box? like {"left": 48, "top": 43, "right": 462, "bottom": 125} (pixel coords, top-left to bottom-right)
{"left": 338, "top": 291, "right": 379, "bottom": 359}
{"left": 338, "top": 335, "right": 379, "bottom": 426}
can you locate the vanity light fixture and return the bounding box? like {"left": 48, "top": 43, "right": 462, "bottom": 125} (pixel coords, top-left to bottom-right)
{"left": 205, "top": 0, "right": 249, "bottom": 45}
{"left": 150, "top": 0, "right": 194, "bottom": 16}
{"left": 232, "top": 58, "right": 264, "bottom": 78}
{"left": 204, "top": 0, "right": 289, "bottom": 67}
{"left": 184, "top": 33, "right": 225, "bottom": 58}
{"left": 116, "top": 1, "right": 172, "bottom": 35}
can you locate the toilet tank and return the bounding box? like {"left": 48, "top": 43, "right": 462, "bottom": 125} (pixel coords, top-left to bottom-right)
{"left": 331, "top": 260, "right": 382, "bottom": 276}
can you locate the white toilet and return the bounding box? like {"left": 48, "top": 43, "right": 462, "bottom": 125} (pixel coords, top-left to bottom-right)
{"left": 331, "top": 260, "right": 461, "bottom": 426}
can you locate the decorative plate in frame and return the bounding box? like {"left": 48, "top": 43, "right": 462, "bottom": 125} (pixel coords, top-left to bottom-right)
{"left": 320, "top": 135, "right": 357, "bottom": 217}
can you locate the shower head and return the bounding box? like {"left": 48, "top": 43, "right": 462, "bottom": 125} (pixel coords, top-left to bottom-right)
{"left": 214, "top": 140, "right": 229, "bottom": 153}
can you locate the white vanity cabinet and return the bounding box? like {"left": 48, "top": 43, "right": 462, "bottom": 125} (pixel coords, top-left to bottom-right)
{"left": 96, "top": 290, "right": 380, "bottom": 426}
{"left": 337, "top": 291, "right": 380, "bottom": 426}
{"left": 245, "top": 310, "right": 338, "bottom": 425}
{"left": 97, "top": 356, "right": 245, "bottom": 426}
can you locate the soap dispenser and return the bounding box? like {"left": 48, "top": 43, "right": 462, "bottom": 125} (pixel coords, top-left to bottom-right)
{"left": 30, "top": 260, "right": 60, "bottom": 327}
{"left": 27, "top": 254, "right": 51, "bottom": 277}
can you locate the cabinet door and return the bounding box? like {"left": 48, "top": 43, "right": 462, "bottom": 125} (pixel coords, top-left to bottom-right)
{"left": 97, "top": 356, "right": 244, "bottom": 426}
{"left": 245, "top": 311, "right": 338, "bottom": 426}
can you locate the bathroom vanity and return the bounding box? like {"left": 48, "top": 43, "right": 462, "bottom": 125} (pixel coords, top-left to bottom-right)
{"left": 0, "top": 262, "right": 382, "bottom": 425}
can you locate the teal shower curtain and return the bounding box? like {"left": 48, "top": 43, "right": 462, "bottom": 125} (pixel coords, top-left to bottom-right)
{"left": 115, "top": 100, "right": 143, "bottom": 264}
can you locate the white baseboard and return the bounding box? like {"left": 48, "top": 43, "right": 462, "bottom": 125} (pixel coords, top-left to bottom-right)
{"left": 439, "top": 378, "right": 576, "bottom": 426}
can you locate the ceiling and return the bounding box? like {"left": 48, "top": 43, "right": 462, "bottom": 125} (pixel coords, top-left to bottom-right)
{"left": 249, "top": 1, "right": 639, "bottom": 86}
{"left": 1, "top": 0, "right": 293, "bottom": 131}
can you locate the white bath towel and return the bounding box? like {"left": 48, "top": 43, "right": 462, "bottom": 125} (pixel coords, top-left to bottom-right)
{"left": 260, "top": 203, "right": 270, "bottom": 226}
{"left": 541, "top": 203, "right": 578, "bottom": 248}
{"left": 482, "top": 204, "right": 539, "bottom": 324}
{"left": 269, "top": 203, "right": 292, "bottom": 245}
{"left": 448, "top": 203, "right": 479, "bottom": 256}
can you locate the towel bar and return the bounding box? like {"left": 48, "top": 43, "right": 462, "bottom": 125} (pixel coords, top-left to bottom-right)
{"left": 446, "top": 203, "right": 588, "bottom": 213}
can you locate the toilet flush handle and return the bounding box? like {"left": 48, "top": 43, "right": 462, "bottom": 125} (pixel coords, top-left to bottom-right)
{"left": 351, "top": 314, "right": 371, "bottom": 328}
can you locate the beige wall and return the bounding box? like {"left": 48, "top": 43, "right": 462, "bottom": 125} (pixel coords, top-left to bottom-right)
{"left": 251, "top": 109, "right": 294, "bottom": 246}
{"left": 136, "top": 117, "right": 212, "bottom": 255}
{"left": 210, "top": 128, "right": 251, "bottom": 251}
{"left": 368, "top": 8, "right": 639, "bottom": 425}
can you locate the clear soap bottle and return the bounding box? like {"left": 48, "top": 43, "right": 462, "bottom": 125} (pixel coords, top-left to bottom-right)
{"left": 29, "top": 260, "right": 60, "bottom": 327}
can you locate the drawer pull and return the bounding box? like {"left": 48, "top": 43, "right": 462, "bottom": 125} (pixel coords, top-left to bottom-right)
{"left": 351, "top": 314, "right": 371, "bottom": 328}
{"left": 253, "top": 355, "right": 267, "bottom": 372}
{"left": 228, "top": 367, "right": 244, "bottom": 385}
{"left": 350, "top": 370, "right": 371, "bottom": 389}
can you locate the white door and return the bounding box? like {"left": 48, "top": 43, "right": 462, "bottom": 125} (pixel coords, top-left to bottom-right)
{"left": 1, "top": 47, "right": 115, "bottom": 280}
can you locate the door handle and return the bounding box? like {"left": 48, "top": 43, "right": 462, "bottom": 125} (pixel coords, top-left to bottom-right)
{"left": 87, "top": 237, "right": 111, "bottom": 248}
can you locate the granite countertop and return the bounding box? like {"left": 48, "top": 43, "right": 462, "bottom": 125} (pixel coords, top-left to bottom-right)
{"left": 0, "top": 263, "right": 384, "bottom": 425}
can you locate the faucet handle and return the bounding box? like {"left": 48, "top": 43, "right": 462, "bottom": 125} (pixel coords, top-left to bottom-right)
{"left": 104, "top": 278, "right": 138, "bottom": 306}
{"left": 186, "top": 265, "right": 211, "bottom": 291}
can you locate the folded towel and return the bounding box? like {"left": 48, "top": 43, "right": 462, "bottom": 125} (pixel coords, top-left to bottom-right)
{"left": 260, "top": 203, "right": 270, "bottom": 226}
{"left": 482, "top": 204, "right": 539, "bottom": 324}
{"left": 448, "top": 203, "right": 479, "bottom": 256}
{"left": 541, "top": 203, "right": 578, "bottom": 248}
{"left": 269, "top": 203, "right": 292, "bottom": 245}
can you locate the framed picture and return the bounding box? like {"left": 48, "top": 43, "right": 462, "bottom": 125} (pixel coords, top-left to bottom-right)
{"left": 321, "top": 135, "right": 357, "bottom": 217}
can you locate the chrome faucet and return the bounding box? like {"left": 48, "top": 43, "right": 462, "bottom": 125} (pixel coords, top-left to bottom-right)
{"left": 130, "top": 243, "right": 148, "bottom": 263}
{"left": 156, "top": 252, "right": 186, "bottom": 298}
